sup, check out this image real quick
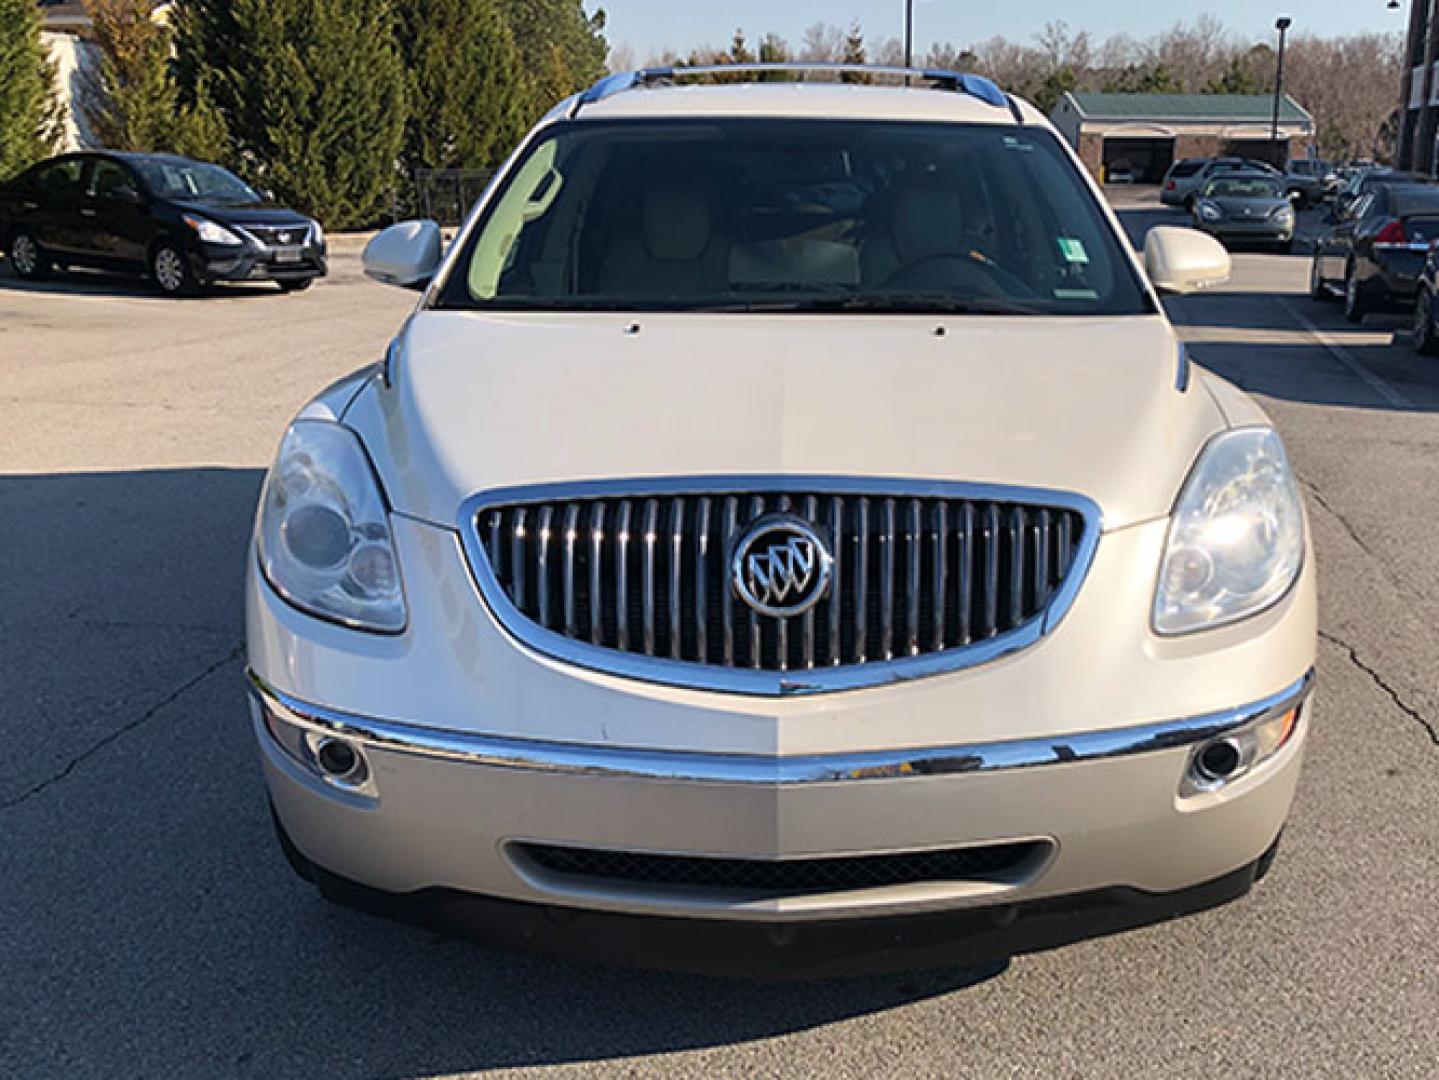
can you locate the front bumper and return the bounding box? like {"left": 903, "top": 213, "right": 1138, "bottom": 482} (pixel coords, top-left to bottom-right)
{"left": 1198, "top": 218, "right": 1294, "bottom": 242}
{"left": 254, "top": 667, "right": 1311, "bottom": 928}
{"left": 276, "top": 807, "right": 1282, "bottom": 978}
{"left": 196, "top": 241, "right": 327, "bottom": 282}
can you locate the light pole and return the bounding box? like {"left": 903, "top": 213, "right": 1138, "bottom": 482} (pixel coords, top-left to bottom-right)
{"left": 904, "top": 0, "right": 915, "bottom": 68}
{"left": 1271, "top": 16, "right": 1293, "bottom": 156}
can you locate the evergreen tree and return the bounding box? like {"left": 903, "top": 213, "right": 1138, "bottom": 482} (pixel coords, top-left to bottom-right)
{"left": 1032, "top": 66, "right": 1078, "bottom": 115}
{"left": 0, "top": 0, "right": 63, "bottom": 178}
{"left": 1203, "top": 56, "right": 1262, "bottom": 96}
{"left": 502, "top": 1, "right": 608, "bottom": 117}
{"left": 81, "top": 0, "right": 227, "bottom": 158}
{"left": 172, "top": 0, "right": 406, "bottom": 228}
{"left": 840, "top": 22, "right": 868, "bottom": 83}
{"left": 392, "top": 0, "right": 526, "bottom": 180}
{"left": 757, "top": 32, "right": 789, "bottom": 81}
{"left": 729, "top": 28, "right": 754, "bottom": 65}
{"left": 82, "top": 0, "right": 172, "bottom": 150}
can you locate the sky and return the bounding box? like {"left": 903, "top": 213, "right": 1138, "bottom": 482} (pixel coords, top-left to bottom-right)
{"left": 591, "top": 2, "right": 1403, "bottom": 62}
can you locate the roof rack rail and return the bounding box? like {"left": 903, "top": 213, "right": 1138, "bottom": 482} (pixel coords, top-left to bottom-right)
{"left": 575, "top": 63, "right": 1013, "bottom": 112}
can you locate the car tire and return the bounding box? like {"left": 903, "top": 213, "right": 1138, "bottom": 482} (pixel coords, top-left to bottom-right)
{"left": 7, "top": 229, "right": 50, "bottom": 280}
{"left": 1275, "top": 238, "right": 1294, "bottom": 255}
{"left": 277, "top": 278, "right": 314, "bottom": 293}
{"left": 1415, "top": 288, "right": 1439, "bottom": 356}
{"left": 1343, "top": 263, "right": 1370, "bottom": 324}
{"left": 1309, "top": 255, "right": 1330, "bottom": 300}
{"left": 150, "top": 240, "right": 200, "bottom": 297}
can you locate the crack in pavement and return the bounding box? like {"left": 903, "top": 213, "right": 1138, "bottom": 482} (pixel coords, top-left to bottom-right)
{"left": 1320, "top": 630, "right": 1439, "bottom": 749}
{"left": 0, "top": 644, "right": 244, "bottom": 811}
{"left": 1296, "top": 474, "right": 1439, "bottom": 614}
{"left": 1297, "top": 474, "right": 1375, "bottom": 558}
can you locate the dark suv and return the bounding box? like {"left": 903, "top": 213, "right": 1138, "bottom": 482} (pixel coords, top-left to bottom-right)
{"left": 0, "top": 152, "right": 326, "bottom": 295}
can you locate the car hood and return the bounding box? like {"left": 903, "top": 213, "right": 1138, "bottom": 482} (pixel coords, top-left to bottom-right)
{"left": 1209, "top": 196, "right": 1289, "bottom": 216}
{"left": 167, "top": 200, "right": 311, "bottom": 228}
{"left": 346, "top": 312, "right": 1228, "bottom": 532}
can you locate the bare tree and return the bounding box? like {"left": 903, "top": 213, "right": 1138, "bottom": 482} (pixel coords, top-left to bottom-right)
{"left": 607, "top": 41, "right": 636, "bottom": 74}
{"left": 799, "top": 22, "right": 844, "bottom": 63}
{"left": 605, "top": 16, "right": 1402, "bottom": 156}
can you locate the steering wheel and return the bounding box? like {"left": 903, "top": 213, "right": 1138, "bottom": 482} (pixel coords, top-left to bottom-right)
{"left": 882, "top": 251, "right": 1038, "bottom": 299}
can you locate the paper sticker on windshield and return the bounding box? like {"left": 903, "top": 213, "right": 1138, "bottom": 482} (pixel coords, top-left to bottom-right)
{"left": 1057, "top": 237, "right": 1090, "bottom": 264}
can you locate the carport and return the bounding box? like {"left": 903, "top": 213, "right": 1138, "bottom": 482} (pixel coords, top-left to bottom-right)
{"left": 1101, "top": 135, "right": 1176, "bottom": 183}
{"left": 1050, "top": 92, "right": 1314, "bottom": 182}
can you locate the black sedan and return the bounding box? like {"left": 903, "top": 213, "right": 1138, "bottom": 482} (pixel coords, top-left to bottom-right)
{"left": 0, "top": 152, "right": 326, "bottom": 296}
{"left": 1311, "top": 184, "right": 1439, "bottom": 323}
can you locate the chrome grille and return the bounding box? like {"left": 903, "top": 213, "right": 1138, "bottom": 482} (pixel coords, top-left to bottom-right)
{"left": 244, "top": 224, "right": 309, "bottom": 248}
{"left": 464, "top": 479, "right": 1098, "bottom": 695}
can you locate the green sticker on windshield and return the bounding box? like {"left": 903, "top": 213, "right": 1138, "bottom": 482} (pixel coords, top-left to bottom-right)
{"left": 1057, "top": 237, "right": 1090, "bottom": 264}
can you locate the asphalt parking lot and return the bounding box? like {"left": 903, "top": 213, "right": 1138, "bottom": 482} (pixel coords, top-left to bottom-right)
{"left": 2, "top": 206, "right": 1437, "bottom": 1078}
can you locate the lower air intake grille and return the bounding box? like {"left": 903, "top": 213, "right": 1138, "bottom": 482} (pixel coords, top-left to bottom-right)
{"left": 514, "top": 841, "right": 1048, "bottom": 897}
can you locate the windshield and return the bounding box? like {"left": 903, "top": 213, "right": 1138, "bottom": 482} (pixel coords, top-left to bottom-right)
{"left": 134, "top": 160, "right": 261, "bottom": 204}
{"left": 436, "top": 119, "right": 1152, "bottom": 316}
{"left": 1205, "top": 177, "right": 1283, "bottom": 199}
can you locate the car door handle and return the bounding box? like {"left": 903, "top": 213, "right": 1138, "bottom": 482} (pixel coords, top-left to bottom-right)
{"left": 80, "top": 208, "right": 97, "bottom": 217}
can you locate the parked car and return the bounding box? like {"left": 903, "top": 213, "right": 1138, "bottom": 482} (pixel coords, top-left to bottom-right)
{"left": 1411, "top": 250, "right": 1439, "bottom": 355}
{"left": 248, "top": 65, "right": 1315, "bottom": 975}
{"left": 1159, "top": 158, "right": 1208, "bottom": 206}
{"left": 1333, "top": 168, "right": 1437, "bottom": 217}
{"left": 1312, "top": 183, "right": 1439, "bottom": 322}
{"left": 1281, "top": 161, "right": 1329, "bottom": 208}
{"left": 0, "top": 151, "right": 326, "bottom": 295}
{"left": 1191, "top": 172, "right": 1297, "bottom": 251}
{"left": 1162, "top": 156, "right": 1281, "bottom": 209}
{"left": 1288, "top": 158, "right": 1339, "bottom": 201}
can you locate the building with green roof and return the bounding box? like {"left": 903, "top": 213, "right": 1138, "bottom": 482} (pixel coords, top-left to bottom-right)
{"left": 1051, "top": 92, "right": 1316, "bottom": 184}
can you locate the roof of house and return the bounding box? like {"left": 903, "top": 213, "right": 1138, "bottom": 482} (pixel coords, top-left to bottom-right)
{"left": 37, "top": 1, "right": 89, "bottom": 31}
{"left": 1062, "top": 92, "right": 1312, "bottom": 125}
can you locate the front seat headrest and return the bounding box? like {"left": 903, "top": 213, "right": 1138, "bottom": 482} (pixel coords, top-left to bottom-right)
{"left": 643, "top": 185, "right": 712, "bottom": 262}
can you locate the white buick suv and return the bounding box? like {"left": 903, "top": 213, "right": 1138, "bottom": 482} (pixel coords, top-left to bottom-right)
{"left": 247, "top": 66, "right": 1315, "bottom": 976}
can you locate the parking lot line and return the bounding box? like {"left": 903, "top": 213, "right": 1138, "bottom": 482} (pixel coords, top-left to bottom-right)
{"left": 1279, "top": 297, "right": 1413, "bottom": 409}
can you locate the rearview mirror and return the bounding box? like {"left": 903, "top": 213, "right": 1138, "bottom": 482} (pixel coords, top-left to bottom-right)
{"left": 1143, "top": 226, "right": 1231, "bottom": 295}
{"left": 363, "top": 220, "right": 443, "bottom": 290}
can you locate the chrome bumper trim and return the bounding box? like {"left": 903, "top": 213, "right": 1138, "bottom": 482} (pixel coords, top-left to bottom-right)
{"left": 249, "top": 668, "right": 1313, "bottom": 788}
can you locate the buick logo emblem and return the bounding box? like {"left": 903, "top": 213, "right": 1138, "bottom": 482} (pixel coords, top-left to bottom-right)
{"left": 732, "top": 515, "right": 833, "bottom": 618}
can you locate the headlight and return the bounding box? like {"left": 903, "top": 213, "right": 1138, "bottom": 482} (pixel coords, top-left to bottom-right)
{"left": 1271, "top": 205, "right": 1295, "bottom": 220}
{"left": 182, "top": 214, "right": 242, "bottom": 246}
{"left": 1199, "top": 203, "right": 1222, "bottom": 221}
{"left": 311, "top": 219, "right": 325, "bottom": 246}
{"left": 257, "top": 420, "right": 407, "bottom": 632}
{"left": 1154, "top": 427, "right": 1305, "bottom": 636}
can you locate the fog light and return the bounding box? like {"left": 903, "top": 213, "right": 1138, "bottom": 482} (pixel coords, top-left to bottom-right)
{"left": 316, "top": 738, "right": 363, "bottom": 781}
{"left": 1194, "top": 738, "right": 1242, "bottom": 784}
{"left": 1183, "top": 705, "right": 1303, "bottom": 796}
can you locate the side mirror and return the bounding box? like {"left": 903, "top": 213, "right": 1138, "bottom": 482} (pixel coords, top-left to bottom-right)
{"left": 363, "top": 219, "right": 443, "bottom": 290}
{"left": 1144, "top": 226, "right": 1231, "bottom": 295}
